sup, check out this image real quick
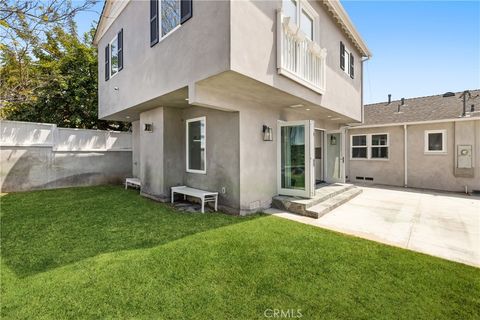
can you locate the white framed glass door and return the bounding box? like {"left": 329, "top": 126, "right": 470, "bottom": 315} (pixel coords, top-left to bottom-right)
{"left": 277, "top": 120, "right": 314, "bottom": 197}
{"left": 325, "top": 130, "right": 345, "bottom": 183}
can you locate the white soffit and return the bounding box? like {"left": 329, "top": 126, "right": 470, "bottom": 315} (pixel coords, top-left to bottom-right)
{"left": 93, "top": 0, "right": 130, "bottom": 46}
{"left": 322, "top": 0, "right": 372, "bottom": 58}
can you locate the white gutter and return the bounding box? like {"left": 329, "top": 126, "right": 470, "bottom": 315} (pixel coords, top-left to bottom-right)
{"left": 348, "top": 116, "right": 479, "bottom": 129}
{"left": 403, "top": 124, "right": 408, "bottom": 187}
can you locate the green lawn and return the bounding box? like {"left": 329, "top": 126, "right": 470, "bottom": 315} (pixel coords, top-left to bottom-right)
{"left": 1, "top": 186, "right": 479, "bottom": 319}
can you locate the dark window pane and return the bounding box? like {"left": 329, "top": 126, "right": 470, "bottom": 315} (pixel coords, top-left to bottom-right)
{"left": 371, "top": 147, "right": 388, "bottom": 158}
{"left": 352, "top": 147, "right": 367, "bottom": 158}
{"left": 161, "top": 0, "right": 180, "bottom": 36}
{"left": 352, "top": 135, "right": 366, "bottom": 146}
{"left": 428, "top": 133, "right": 443, "bottom": 151}
{"left": 188, "top": 120, "right": 205, "bottom": 171}
{"left": 372, "top": 134, "right": 387, "bottom": 146}
{"left": 281, "top": 125, "right": 305, "bottom": 190}
{"left": 150, "top": 19, "right": 157, "bottom": 43}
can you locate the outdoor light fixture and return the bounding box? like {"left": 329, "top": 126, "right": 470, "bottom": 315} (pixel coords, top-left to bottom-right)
{"left": 263, "top": 125, "right": 273, "bottom": 141}
{"left": 144, "top": 123, "right": 153, "bottom": 132}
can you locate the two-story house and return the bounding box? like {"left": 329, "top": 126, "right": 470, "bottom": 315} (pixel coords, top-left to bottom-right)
{"left": 94, "top": 0, "right": 371, "bottom": 214}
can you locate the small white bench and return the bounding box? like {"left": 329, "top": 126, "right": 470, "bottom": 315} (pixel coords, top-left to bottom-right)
{"left": 171, "top": 186, "right": 218, "bottom": 213}
{"left": 125, "top": 178, "right": 141, "bottom": 190}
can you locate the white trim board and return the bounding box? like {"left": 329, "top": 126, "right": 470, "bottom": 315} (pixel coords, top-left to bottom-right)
{"left": 185, "top": 116, "right": 207, "bottom": 174}
{"left": 348, "top": 117, "right": 480, "bottom": 129}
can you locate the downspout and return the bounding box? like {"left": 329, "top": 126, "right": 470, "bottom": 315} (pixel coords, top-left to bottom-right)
{"left": 404, "top": 124, "right": 408, "bottom": 187}
{"left": 341, "top": 126, "right": 348, "bottom": 183}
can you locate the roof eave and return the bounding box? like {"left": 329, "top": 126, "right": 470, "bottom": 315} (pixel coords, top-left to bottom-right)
{"left": 322, "top": 0, "right": 372, "bottom": 58}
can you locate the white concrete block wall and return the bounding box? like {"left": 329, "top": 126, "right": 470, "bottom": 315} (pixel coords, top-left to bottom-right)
{"left": 0, "top": 120, "right": 132, "bottom": 192}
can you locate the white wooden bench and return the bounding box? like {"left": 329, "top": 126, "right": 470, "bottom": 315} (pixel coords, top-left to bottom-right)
{"left": 125, "top": 178, "right": 141, "bottom": 190}
{"left": 171, "top": 186, "right": 218, "bottom": 213}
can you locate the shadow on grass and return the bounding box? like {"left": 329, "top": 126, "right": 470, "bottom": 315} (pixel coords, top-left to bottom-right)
{"left": 1, "top": 186, "right": 263, "bottom": 277}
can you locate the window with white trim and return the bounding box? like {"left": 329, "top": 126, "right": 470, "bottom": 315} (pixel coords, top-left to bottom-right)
{"left": 371, "top": 134, "right": 388, "bottom": 159}
{"left": 151, "top": 0, "right": 192, "bottom": 47}
{"left": 186, "top": 117, "right": 206, "bottom": 173}
{"left": 350, "top": 133, "right": 389, "bottom": 160}
{"left": 109, "top": 35, "right": 119, "bottom": 77}
{"left": 351, "top": 135, "right": 367, "bottom": 159}
{"left": 424, "top": 130, "right": 447, "bottom": 153}
{"left": 340, "top": 41, "right": 354, "bottom": 79}
{"left": 283, "top": 0, "right": 317, "bottom": 41}
{"left": 161, "top": 0, "right": 180, "bottom": 37}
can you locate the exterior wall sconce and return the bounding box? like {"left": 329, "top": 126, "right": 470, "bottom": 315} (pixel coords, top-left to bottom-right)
{"left": 144, "top": 123, "right": 153, "bottom": 132}
{"left": 263, "top": 125, "right": 273, "bottom": 141}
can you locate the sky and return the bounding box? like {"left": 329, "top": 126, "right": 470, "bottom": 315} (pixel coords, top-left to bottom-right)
{"left": 75, "top": 0, "right": 480, "bottom": 104}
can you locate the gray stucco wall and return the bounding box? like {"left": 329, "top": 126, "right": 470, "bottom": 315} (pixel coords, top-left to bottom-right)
{"left": 237, "top": 101, "right": 338, "bottom": 213}
{"left": 0, "top": 148, "right": 132, "bottom": 192}
{"left": 139, "top": 107, "right": 164, "bottom": 196}
{"left": 133, "top": 99, "right": 339, "bottom": 214}
{"left": 98, "top": 0, "right": 231, "bottom": 119}
{"left": 136, "top": 106, "right": 241, "bottom": 211}
{"left": 407, "top": 121, "right": 480, "bottom": 192}
{"left": 98, "top": 0, "right": 363, "bottom": 124}
{"left": 230, "top": 0, "right": 363, "bottom": 121}
{"left": 132, "top": 120, "right": 140, "bottom": 177}
{"left": 181, "top": 107, "right": 240, "bottom": 211}
{"left": 347, "top": 126, "right": 405, "bottom": 186}
{"left": 0, "top": 121, "right": 132, "bottom": 192}
{"left": 347, "top": 120, "right": 480, "bottom": 192}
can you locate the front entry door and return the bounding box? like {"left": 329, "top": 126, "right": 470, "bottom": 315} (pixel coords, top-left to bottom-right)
{"left": 277, "top": 120, "right": 314, "bottom": 198}
{"left": 325, "top": 131, "right": 345, "bottom": 183}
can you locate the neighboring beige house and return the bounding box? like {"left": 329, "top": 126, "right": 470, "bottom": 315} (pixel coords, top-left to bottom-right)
{"left": 347, "top": 90, "right": 480, "bottom": 193}
{"left": 94, "top": 0, "right": 371, "bottom": 214}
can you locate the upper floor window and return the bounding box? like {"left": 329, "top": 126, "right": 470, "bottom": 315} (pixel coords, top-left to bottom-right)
{"left": 283, "top": 0, "right": 317, "bottom": 41}
{"left": 340, "top": 41, "right": 354, "bottom": 79}
{"left": 110, "top": 35, "right": 119, "bottom": 77}
{"left": 151, "top": 0, "right": 192, "bottom": 47}
{"left": 424, "top": 130, "right": 447, "bottom": 154}
{"left": 283, "top": 0, "right": 297, "bottom": 24}
{"left": 105, "top": 29, "right": 123, "bottom": 81}
{"left": 161, "top": 0, "right": 180, "bottom": 37}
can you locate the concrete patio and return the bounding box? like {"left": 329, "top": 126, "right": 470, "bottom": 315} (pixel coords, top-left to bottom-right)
{"left": 266, "top": 185, "right": 480, "bottom": 267}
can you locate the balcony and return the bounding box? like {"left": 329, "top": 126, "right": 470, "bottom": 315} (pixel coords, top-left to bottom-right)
{"left": 276, "top": 9, "right": 327, "bottom": 94}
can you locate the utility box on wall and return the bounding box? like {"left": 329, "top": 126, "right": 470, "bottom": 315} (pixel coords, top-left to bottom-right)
{"left": 455, "top": 144, "right": 474, "bottom": 177}
{"left": 457, "top": 145, "right": 472, "bottom": 168}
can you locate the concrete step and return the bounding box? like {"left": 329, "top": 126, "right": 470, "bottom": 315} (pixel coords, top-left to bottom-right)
{"left": 311, "top": 184, "right": 356, "bottom": 208}
{"left": 271, "top": 183, "right": 359, "bottom": 218}
{"left": 306, "top": 187, "right": 362, "bottom": 218}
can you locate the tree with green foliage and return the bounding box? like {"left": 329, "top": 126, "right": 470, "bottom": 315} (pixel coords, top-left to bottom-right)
{"left": 0, "top": 0, "right": 129, "bottom": 130}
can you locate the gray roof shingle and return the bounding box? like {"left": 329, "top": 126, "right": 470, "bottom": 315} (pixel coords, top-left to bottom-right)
{"left": 362, "top": 89, "right": 480, "bottom": 125}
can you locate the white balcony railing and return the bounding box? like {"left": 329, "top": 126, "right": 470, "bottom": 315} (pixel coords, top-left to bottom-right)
{"left": 277, "top": 9, "right": 327, "bottom": 94}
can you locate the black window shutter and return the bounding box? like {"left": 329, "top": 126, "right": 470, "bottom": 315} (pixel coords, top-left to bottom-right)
{"left": 181, "top": 0, "right": 193, "bottom": 24}
{"left": 118, "top": 29, "right": 123, "bottom": 71}
{"left": 350, "top": 52, "right": 354, "bottom": 79}
{"left": 340, "top": 41, "right": 345, "bottom": 71}
{"left": 105, "top": 44, "right": 110, "bottom": 81}
{"left": 150, "top": 0, "right": 159, "bottom": 46}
